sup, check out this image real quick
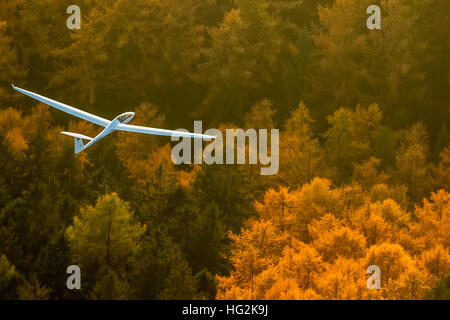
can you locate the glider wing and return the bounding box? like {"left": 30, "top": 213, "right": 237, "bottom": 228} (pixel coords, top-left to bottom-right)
{"left": 116, "top": 124, "right": 215, "bottom": 140}
{"left": 12, "top": 84, "right": 110, "bottom": 127}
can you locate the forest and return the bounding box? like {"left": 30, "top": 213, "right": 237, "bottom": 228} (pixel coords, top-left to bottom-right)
{"left": 0, "top": 0, "right": 449, "bottom": 300}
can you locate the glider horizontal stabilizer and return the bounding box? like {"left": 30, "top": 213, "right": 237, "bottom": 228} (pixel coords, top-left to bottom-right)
{"left": 61, "top": 131, "right": 93, "bottom": 154}
{"left": 61, "top": 131, "right": 93, "bottom": 141}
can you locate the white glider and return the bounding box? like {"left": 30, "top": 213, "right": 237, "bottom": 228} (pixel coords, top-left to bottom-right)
{"left": 12, "top": 84, "right": 215, "bottom": 154}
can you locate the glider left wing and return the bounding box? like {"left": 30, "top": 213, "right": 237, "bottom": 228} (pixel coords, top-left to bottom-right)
{"left": 116, "top": 124, "right": 215, "bottom": 140}
{"left": 12, "top": 84, "right": 110, "bottom": 127}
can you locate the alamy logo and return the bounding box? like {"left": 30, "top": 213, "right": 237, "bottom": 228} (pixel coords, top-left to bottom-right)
{"left": 66, "top": 265, "right": 81, "bottom": 290}
{"left": 66, "top": 5, "right": 81, "bottom": 30}
{"left": 366, "top": 5, "right": 381, "bottom": 30}
{"left": 171, "top": 121, "right": 279, "bottom": 176}
{"left": 366, "top": 265, "right": 381, "bottom": 290}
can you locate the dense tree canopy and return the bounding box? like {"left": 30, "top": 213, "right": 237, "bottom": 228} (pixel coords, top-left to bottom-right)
{"left": 0, "top": 0, "right": 448, "bottom": 299}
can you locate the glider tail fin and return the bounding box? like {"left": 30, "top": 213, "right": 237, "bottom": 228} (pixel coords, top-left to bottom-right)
{"left": 61, "top": 132, "right": 93, "bottom": 154}
{"left": 74, "top": 137, "right": 85, "bottom": 154}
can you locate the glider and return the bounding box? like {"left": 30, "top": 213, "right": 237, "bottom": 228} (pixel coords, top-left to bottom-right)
{"left": 12, "top": 84, "right": 215, "bottom": 154}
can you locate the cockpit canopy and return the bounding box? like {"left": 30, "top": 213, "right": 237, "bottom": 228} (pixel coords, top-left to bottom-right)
{"left": 115, "top": 112, "right": 135, "bottom": 124}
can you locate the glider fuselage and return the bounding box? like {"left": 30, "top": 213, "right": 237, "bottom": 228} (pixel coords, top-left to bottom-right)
{"left": 83, "top": 112, "right": 135, "bottom": 149}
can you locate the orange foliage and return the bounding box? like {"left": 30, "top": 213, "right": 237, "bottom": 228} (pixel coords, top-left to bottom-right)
{"left": 218, "top": 179, "right": 450, "bottom": 300}
{"left": 4, "top": 127, "right": 28, "bottom": 158}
